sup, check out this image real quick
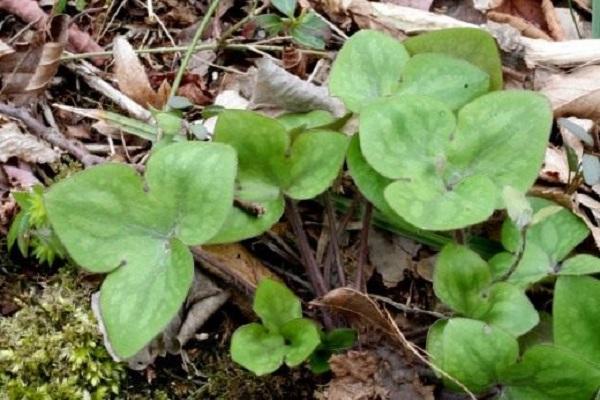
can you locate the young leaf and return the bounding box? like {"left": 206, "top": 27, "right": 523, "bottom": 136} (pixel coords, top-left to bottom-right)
{"left": 256, "top": 14, "right": 284, "bottom": 35}
{"left": 433, "top": 244, "right": 491, "bottom": 317}
{"left": 480, "top": 282, "right": 539, "bottom": 337}
{"left": 280, "top": 318, "right": 321, "bottom": 367}
{"left": 277, "top": 110, "right": 335, "bottom": 132}
{"left": 291, "top": 11, "right": 329, "bottom": 49}
{"left": 230, "top": 323, "right": 288, "bottom": 376}
{"left": 489, "top": 242, "right": 553, "bottom": 289}
{"left": 329, "top": 30, "right": 409, "bottom": 112}
{"left": 322, "top": 328, "right": 357, "bottom": 351}
{"left": 271, "top": 0, "right": 296, "bottom": 17}
{"left": 439, "top": 318, "right": 519, "bottom": 393}
{"left": 500, "top": 345, "right": 600, "bottom": 400}
{"left": 253, "top": 278, "right": 302, "bottom": 333}
{"left": 45, "top": 142, "right": 237, "bottom": 358}
{"left": 397, "top": 53, "right": 490, "bottom": 110}
{"left": 558, "top": 254, "right": 600, "bottom": 275}
{"left": 553, "top": 276, "right": 600, "bottom": 365}
{"left": 403, "top": 28, "right": 503, "bottom": 91}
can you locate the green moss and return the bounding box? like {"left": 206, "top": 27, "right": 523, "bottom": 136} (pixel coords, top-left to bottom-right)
{"left": 0, "top": 272, "right": 125, "bottom": 400}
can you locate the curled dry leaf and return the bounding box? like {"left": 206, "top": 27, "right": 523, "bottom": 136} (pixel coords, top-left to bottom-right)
{"left": 113, "top": 36, "right": 170, "bottom": 109}
{"left": 490, "top": 0, "right": 565, "bottom": 40}
{"left": 537, "top": 65, "right": 600, "bottom": 120}
{"left": 369, "top": 228, "right": 420, "bottom": 288}
{"left": 0, "top": 122, "right": 59, "bottom": 163}
{"left": 0, "top": 15, "right": 68, "bottom": 102}
{"left": 241, "top": 58, "right": 345, "bottom": 116}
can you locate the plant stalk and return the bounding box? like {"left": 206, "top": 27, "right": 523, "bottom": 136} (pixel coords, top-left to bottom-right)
{"left": 355, "top": 202, "right": 373, "bottom": 292}
{"left": 323, "top": 192, "right": 346, "bottom": 287}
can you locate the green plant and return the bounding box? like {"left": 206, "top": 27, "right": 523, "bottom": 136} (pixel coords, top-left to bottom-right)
{"left": 256, "top": 0, "right": 329, "bottom": 49}
{"left": 0, "top": 272, "right": 125, "bottom": 400}
{"left": 230, "top": 278, "right": 322, "bottom": 375}
{"left": 8, "top": 185, "right": 66, "bottom": 266}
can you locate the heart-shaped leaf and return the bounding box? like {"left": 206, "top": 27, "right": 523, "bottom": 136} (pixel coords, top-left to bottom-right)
{"left": 432, "top": 318, "right": 519, "bottom": 393}
{"left": 253, "top": 278, "right": 302, "bottom": 333}
{"left": 558, "top": 254, "right": 600, "bottom": 275}
{"left": 271, "top": 0, "right": 296, "bottom": 17}
{"left": 45, "top": 142, "right": 237, "bottom": 358}
{"left": 329, "top": 30, "right": 409, "bottom": 113}
{"left": 434, "top": 243, "right": 491, "bottom": 317}
{"left": 553, "top": 276, "right": 600, "bottom": 366}
{"left": 403, "top": 28, "right": 503, "bottom": 91}
{"left": 397, "top": 53, "right": 490, "bottom": 110}
{"left": 359, "top": 91, "right": 551, "bottom": 230}
{"left": 291, "top": 11, "right": 329, "bottom": 50}
{"left": 480, "top": 282, "right": 539, "bottom": 337}
{"left": 230, "top": 323, "right": 288, "bottom": 376}
{"left": 500, "top": 345, "right": 600, "bottom": 400}
{"left": 280, "top": 318, "right": 321, "bottom": 367}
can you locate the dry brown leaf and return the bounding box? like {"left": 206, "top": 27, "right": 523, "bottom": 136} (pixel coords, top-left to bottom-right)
{"left": 540, "top": 0, "right": 565, "bottom": 40}
{"left": 385, "top": 0, "right": 433, "bottom": 11}
{"left": 113, "top": 36, "right": 169, "bottom": 109}
{"left": 540, "top": 146, "right": 569, "bottom": 184}
{"left": 572, "top": 0, "right": 591, "bottom": 12}
{"left": 0, "top": 122, "right": 59, "bottom": 163}
{"left": 537, "top": 65, "right": 600, "bottom": 120}
{"left": 0, "top": 15, "right": 68, "bottom": 102}
{"left": 487, "top": 11, "right": 552, "bottom": 40}
{"left": 490, "top": 0, "right": 564, "bottom": 40}
{"left": 193, "top": 243, "right": 277, "bottom": 293}
{"left": 368, "top": 228, "right": 420, "bottom": 288}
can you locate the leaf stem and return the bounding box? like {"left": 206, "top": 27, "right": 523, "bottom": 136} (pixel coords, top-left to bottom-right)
{"left": 323, "top": 192, "right": 346, "bottom": 287}
{"left": 285, "top": 198, "right": 328, "bottom": 297}
{"left": 168, "top": 0, "right": 221, "bottom": 105}
{"left": 355, "top": 202, "right": 373, "bottom": 292}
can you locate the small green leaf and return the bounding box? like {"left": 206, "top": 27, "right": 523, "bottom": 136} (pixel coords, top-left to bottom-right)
{"left": 271, "top": 0, "right": 296, "bottom": 17}
{"left": 7, "top": 211, "right": 25, "bottom": 252}
{"left": 439, "top": 318, "right": 519, "bottom": 393}
{"left": 168, "top": 96, "right": 194, "bottom": 110}
{"left": 480, "top": 282, "right": 539, "bottom": 337}
{"left": 554, "top": 276, "right": 600, "bottom": 365}
{"left": 404, "top": 28, "right": 503, "bottom": 91}
{"left": 253, "top": 279, "right": 302, "bottom": 332}
{"left": 291, "top": 11, "right": 329, "bottom": 49}
{"left": 230, "top": 323, "right": 287, "bottom": 376}
{"left": 256, "top": 14, "right": 284, "bottom": 35}
{"left": 281, "top": 318, "right": 321, "bottom": 367}
{"left": 75, "top": 0, "right": 88, "bottom": 11}
{"left": 154, "top": 110, "right": 183, "bottom": 136}
{"left": 53, "top": 0, "right": 68, "bottom": 15}
{"left": 309, "top": 349, "right": 332, "bottom": 374}
{"left": 558, "top": 254, "right": 600, "bottom": 275}
{"left": 277, "top": 110, "right": 335, "bottom": 132}
{"left": 433, "top": 244, "right": 491, "bottom": 317}
{"left": 582, "top": 154, "right": 600, "bottom": 185}
{"left": 500, "top": 345, "right": 600, "bottom": 400}
{"left": 329, "top": 30, "right": 409, "bottom": 112}
{"left": 503, "top": 186, "right": 532, "bottom": 230}
{"left": 322, "top": 328, "right": 357, "bottom": 351}
{"left": 490, "top": 243, "right": 553, "bottom": 289}
{"left": 398, "top": 53, "right": 490, "bottom": 110}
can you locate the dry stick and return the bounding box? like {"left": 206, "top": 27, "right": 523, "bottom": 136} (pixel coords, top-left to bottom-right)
{"left": 355, "top": 202, "right": 373, "bottom": 292}
{"left": 284, "top": 198, "right": 328, "bottom": 297}
{"left": 0, "top": 103, "right": 104, "bottom": 167}
{"left": 323, "top": 192, "right": 346, "bottom": 288}
{"left": 168, "top": 0, "right": 221, "bottom": 104}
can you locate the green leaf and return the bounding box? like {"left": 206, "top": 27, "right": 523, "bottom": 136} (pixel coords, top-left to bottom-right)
{"left": 291, "top": 11, "right": 329, "bottom": 49}
{"left": 168, "top": 96, "right": 194, "bottom": 110}
{"left": 490, "top": 243, "right": 553, "bottom": 289}
{"left": 154, "top": 110, "right": 183, "bottom": 136}
{"left": 7, "top": 211, "right": 25, "bottom": 252}
{"left": 272, "top": 0, "right": 296, "bottom": 17}
{"left": 277, "top": 110, "right": 335, "bottom": 132}
{"left": 360, "top": 91, "right": 551, "bottom": 230}
{"left": 503, "top": 186, "right": 532, "bottom": 230}
{"left": 426, "top": 319, "right": 448, "bottom": 376}
{"left": 404, "top": 28, "right": 503, "bottom": 91}
{"left": 322, "top": 328, "right": 357, "bottom": 351}
{"left": 53, "top": 0, "right": 67, "bottom": 15}
{"left": 500, "top": 345, "right": 600, "bottom": 400}
{"left": 309, "top": 349, "right": 332, "bottom": 374}
{"left": 281, "top": 318, "right": 321, "bottom": 367}
{"left": 284, "top": 130, "right": 349, "bottom": 199}
{"left": 480, "top": 282, "right": 539, "bottom": 337}
{"left": 256, "top": 14, "right": 284, "bottom": 35}
{"left": 397, "top": 53, "right": 490, "bottom": 110}
{"left": 253, "top": 278, "right": 302, "bottom": 332}
{"left": 75, "top": 0, "right": 88, "bottom": 11}
{"left": 329, "top": 30, "right": 410, "bottom": 112}
{"left": 554, "top": 276, "right": 600, "bottom": 366}
{"left": 45, "top": 142, "right": 237, "bottom": 358}
{"left": 230, "top": 323, "right": 287, "bottom": 376}
{"left": 558, "top": 254, "right": 600, "bottom": 275}
{"left": 439, "top": 318, "right": 519, "bottom": 393}
{"left": 433, "top": 244, "right": 491, "bottom": 317}
{"left": 519, "top": 312, "right": 553, "bottom": 352}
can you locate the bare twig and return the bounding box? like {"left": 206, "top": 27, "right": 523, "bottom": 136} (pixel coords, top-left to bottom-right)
{"left": 355, "top": 202, "right": 373, "bottom": 292}
{"left": 285, "top": 198, "right": 328, "bottom": 297}
{"left": 370, "top": 294, "right": 448, "bottom": 319}
{"left": 0, "top": 103, "right": 104, "bottom": 166}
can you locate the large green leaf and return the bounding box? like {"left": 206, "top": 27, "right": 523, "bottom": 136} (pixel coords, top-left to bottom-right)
{"left": 280, "top": 318, "right": 321, "bottom": 367}
{"left": 329, "top": 30, "right": 409, "bottom": 113}
{"left": 45, "top": 142, "right": 237, "bottom": 358}
{"left": 403, "top": 28, "right": 503, "bottom": 91}
{"left": 230, "top": 323, "right": 288, "bottom": 376}
{"left": 433, "top": 244, "right": 491, "bottom": 317}
{"left": 359, "top": 91, "right": 551, "bottom": 230}
{"left": 253, "top": 278, "right": 302, "bottom": 333}
{"left": 480, "top": 282, "right": 539, "bottom": 337}
{"left": 500, "top": 345, "right": 600, "bottom": 400}
{"left": 558, "top": 254, "right": 600, "bottom": 275}
{"left": 554, "top": 276, "right": 600, "bottom": 366}
{"left": 398, "top": 53, "right": 490, "bottom": 110}
{"left": 438, "top": 318, "right": 519, "bottom": 393}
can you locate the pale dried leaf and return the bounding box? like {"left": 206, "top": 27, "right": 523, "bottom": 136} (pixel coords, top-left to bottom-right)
{"left": 2, "top": 164, "right": 40, "bottom": 188}
{"left": 0, "top": 39, "right": 14, "bottom": 57}
{"left": 473, "top": 0, "right": 503, "bottom": 11}
{"left": 242, "top": 58, "right": 345, "bottom": 116}
{"left": 384, "top": 0, "right": 433, "bottom": 11}
{"left": 540, "top": 146, "right": 569, "bottom": 184}
{"left": 0, "top": 122, "right": 59, "bottom": 163}
{"left": 369, "top": 228, "right": 419, "bottom": 288}
{"left": 541, "top": 0, "right": 565, "bottom": 41}
{"left": 113, "top": 36, "right": 166, "bottom": 109}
